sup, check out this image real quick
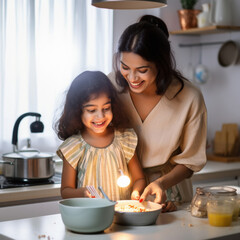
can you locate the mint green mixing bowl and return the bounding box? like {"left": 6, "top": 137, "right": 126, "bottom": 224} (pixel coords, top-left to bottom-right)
{"left": 59, "top": 198, "right": 116, "bottom": 233}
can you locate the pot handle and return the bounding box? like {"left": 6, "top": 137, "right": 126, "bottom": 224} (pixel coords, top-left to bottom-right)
{"left": 0, "top": 160, "right": 14, "bottom": 165}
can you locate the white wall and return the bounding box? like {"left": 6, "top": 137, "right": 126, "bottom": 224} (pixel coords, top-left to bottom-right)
{"left": 112, "top": 8, "right": 163, "bottom": 52}
{"left": 112, "top": 0, "right": 240, "bottom": 153}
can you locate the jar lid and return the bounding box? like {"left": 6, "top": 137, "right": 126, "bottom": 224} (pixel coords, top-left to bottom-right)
{"left": 201, "top": 186, "right": 237, "bottom": 196}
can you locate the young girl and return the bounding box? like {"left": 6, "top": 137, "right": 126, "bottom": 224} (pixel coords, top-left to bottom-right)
{"left": 55, "top": 71, "right": 146, "bottom": 201}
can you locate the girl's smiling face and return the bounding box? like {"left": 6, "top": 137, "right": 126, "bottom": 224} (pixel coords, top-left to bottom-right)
{"left": 120, "top": 52, "right": 158, "bottom": 95}
{"left": 82, "top": 93, "right": 113, "bottom": 135}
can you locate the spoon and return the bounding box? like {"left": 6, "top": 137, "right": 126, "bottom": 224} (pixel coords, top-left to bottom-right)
{"left": 98, "top": 186, "right": 115, "bottom": 202}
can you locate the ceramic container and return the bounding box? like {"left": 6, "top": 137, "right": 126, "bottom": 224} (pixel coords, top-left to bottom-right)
{"left": 210, "top": 0, "right": 232, "bottom": 26}
{"left": 59, "top": 198, "right": 116, "bottom": 233}
{"left": 114, "top": 200, "right": 162, "bottom": 226}
{"left": 194, "top": 64, "right": 208, "bottom": 84}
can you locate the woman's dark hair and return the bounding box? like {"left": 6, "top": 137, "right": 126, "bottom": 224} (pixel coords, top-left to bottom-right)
{"left": 114, "top": 15, "right": 185, "bottom": 96}
{"left": 55, "top": 71, "right": 129, "bottom": 140}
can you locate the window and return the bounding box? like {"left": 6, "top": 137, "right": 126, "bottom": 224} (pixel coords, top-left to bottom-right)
{"left": 0, "top": 0, "right": 113, "bottom": 154}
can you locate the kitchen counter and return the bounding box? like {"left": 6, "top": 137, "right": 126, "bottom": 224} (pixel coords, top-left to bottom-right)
{"left": 0, "top": 204, "right": 239, "bottom": 240}
{"left": 1, "top": 160, "right": 240, "bottom": 208}
{"left": 192, "top": 160, "right": 240, "bottom": 182}
{"left": 0, "top": 183, "right": 61, "bottom": 207}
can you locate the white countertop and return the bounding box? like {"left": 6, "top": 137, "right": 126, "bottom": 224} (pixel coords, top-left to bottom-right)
{"left": 192, "top": 160, "right": 240, "bottom": 181}
{"left": 0, "top": 160, "right": 239, "bottom": 207}
{"left": 0, "top": 204, "right": 239, "bottom": 240}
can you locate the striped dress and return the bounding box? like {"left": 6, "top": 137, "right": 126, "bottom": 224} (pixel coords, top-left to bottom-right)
{"left": 57, "top": 128, "right": 137, "bottom": 201}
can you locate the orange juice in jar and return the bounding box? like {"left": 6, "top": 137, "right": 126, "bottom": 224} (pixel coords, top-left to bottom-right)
{"left": 207, "top": 196, "right": 235, "bottom": 227}
{"left": 208, "top": 212, "right": 233, "bottom": 227}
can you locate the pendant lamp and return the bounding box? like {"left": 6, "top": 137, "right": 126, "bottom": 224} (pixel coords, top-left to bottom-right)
{"left": 91, "top": 0, "right": 167, "bottom": 9}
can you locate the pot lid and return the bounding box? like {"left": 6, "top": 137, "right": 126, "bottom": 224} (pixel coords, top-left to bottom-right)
{"left": 2, "top": 150, "right": 55, "bottom": 159}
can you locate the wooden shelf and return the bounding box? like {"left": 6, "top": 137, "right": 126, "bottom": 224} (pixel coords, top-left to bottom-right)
{"left": 170, "top": 25, "right": 240, "bottom": 35}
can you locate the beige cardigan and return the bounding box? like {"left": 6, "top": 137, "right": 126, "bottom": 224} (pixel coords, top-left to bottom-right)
{"left": 109, "top": 73, "right": 207, "bottom": 202}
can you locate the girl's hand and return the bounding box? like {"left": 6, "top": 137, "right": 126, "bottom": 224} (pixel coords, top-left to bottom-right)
{"left": 139, "top": 180, "right": 167, "bottom": 204}
{"left": 161, "top": 201, "right": 177, "bottom": 213}
{"left": 131, "top": 190, "right": 140, "bottom": 200}
{"left": 83, "top": 187, "right": 92, "bottom": 198}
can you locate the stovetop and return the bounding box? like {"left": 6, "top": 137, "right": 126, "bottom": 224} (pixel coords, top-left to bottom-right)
{"left": 0, "top": 173, "right": 61, "bottom": 189}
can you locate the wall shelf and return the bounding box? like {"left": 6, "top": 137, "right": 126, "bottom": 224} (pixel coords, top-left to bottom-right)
{"left": 170, "top": 25, "right": 240, "bottom": 35}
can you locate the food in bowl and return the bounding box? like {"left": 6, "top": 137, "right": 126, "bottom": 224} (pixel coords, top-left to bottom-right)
{"left": 115, "top": 203, "right": 150, "bottom": 212}
{"left": 114, "top": 200, "right": 162, "bottom": 226}
{"left": 59, "top": 198, "right": 116, "bottom": 233}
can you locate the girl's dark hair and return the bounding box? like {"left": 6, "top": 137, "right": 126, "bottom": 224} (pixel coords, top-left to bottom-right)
{"left": 55, "top": 71, "right": 129, "bottom": 140}
{"left": 114, "top": 15, "right": 186, "bottom": 96}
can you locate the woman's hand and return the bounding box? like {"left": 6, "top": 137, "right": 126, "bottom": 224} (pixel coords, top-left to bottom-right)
{"left": 139, "top": 180, "right": 166, "bottom": 204}
{"left": 131, "top": 190, "right": 140, "bottom": 200}
{"left": 161, "top": 201, "right": 177, "bottom": 213}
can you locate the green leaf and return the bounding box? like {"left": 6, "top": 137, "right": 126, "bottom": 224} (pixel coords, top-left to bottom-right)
{"left": 180, "top": 0, "right": 198, "bottom": 10}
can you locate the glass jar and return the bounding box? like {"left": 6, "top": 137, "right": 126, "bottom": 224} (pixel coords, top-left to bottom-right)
{"left": 232, "top": 194, "right": 240, "bottom": 221}
{"left": 191, "top": 186, "right": 237, "bottom": 218}
{"left": 207, "top": 195, "right": 235, "bottom": 226}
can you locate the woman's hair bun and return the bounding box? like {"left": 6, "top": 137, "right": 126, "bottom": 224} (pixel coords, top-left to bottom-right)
{"left": 138, "top": 15, "right": 169, "bottom": 39}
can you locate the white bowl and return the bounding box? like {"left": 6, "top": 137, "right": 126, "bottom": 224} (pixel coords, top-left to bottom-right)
{"left": 114, "top": 200, "right": 162, "bottom": 226}
{"left": 59, "top": 198, "right": 116, "bottom": 233}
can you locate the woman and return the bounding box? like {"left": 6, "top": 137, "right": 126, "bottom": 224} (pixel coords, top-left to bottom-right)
{"left": 109, "top": 15, "right": 207, "bottom": 211}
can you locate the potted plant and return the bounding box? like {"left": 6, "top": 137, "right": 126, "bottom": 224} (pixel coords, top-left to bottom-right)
{"left": 178, "top": 0, "right": 201, "bottom": 30}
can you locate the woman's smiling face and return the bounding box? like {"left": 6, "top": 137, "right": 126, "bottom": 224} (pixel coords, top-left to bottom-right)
{"left": 120, "top": 52, "right": 158, "bottom": 94}
{"left": 82, "top": 93, "right": 113, "bottom": 135}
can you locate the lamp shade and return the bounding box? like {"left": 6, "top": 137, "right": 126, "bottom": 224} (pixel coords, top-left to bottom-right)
{"left": 91, "top": 0, "right": 167, "bottom": 9}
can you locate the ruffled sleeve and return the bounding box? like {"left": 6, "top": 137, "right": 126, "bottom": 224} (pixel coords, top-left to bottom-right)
{"left": 56, "top": 135, "right": 86, "bottom": 169}
{"left": 115, "top": 128, "right": 138, "bottom": 163}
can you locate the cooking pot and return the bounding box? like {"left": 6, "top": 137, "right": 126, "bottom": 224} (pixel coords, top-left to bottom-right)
{"left": 0, "top": 150, "right": 55, "bottom": 181}
{"left": 0, "top": 112, "right": 57, "bottom": 182}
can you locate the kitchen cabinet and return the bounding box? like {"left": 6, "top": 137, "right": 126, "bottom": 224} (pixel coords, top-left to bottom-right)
{"left": 170, "top": 25, "right": 240, "bottom": 35}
